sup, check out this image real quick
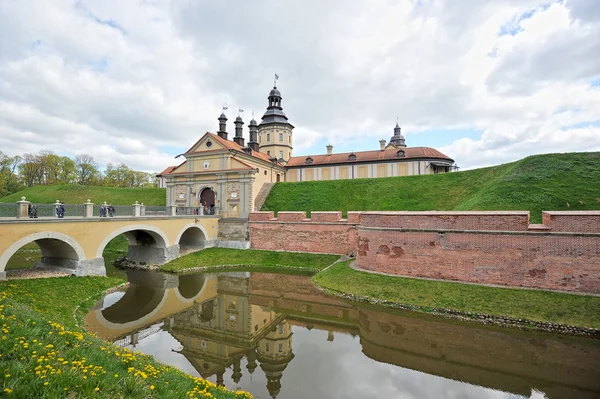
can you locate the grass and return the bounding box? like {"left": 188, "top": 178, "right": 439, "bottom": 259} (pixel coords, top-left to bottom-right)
{"left": 0, "top": 185, "right": 166, "bottom": 205}
{"left": 160, "top": 247, "right": 340, "bottom": 273}
{"left": 0, "top": 277, "right": 252, "bottom": 398}
{"left": 262, "top": 152, "right": 600, "bottom": 223}
{"left": 313, "top": 261, "right": 600, "bottom": 329}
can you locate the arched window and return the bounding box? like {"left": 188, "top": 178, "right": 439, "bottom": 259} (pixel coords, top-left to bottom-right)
{"left": 305, "top": 157, "right": 313, "bottom": 165}
{"left": 396, "top": 150, "right": 405, "bottom": 157}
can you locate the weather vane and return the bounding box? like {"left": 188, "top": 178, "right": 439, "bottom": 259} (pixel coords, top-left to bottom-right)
{"left": 222, "top": 102, "right": 228, "bottom": 111}
{"left": 274, "top": 73, "right": 279, "bottom": 87}
{"left": 238, "top": 108, "right": 244, "bottom": 115}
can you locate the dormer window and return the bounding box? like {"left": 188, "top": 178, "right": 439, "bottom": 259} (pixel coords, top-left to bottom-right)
{"left": 348, "top": 153, "right": 357, "bottom": 161}
{"left": 396, "top": 150, "right": 405, "bottom": 157}
{"left": 206, "top": 140, "right": 212, "bottom": 148}
{"left": 305, "top": 157, "right": 313, "bottom": 165}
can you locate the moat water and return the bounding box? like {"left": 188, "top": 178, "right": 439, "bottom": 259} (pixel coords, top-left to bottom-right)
{"left": 85, "top": 270, "right": 600, "bottom": 399}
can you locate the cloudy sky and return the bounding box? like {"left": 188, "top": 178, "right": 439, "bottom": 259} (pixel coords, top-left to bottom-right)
{"left": 1, "top": 0, "right": 599, "bottom": 172}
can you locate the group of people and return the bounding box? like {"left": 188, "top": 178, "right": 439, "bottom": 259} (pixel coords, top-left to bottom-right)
{"left": 194, "top": 203, "right": 215, "bottom": 215}
{"left": 99, "top": 204, "right": 116, "bottom": 217}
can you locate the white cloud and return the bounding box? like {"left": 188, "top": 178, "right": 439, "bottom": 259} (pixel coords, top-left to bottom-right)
{"left": 0, "top": 0, "right": 599, "bottom": 172}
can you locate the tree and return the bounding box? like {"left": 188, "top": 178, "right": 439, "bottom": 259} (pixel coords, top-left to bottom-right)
{"left": 74, "top": 154, "right": 98, "bottom": 185}
{"left": 0, "top": 152, "right": 23, "bottom": 197}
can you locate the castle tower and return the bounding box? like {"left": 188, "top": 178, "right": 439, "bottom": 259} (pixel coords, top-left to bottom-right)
{"left": 257, "top": 321, "right": 294, "bottom": 399}
{"left": 388, "top": 121, "right": 406, "bottom": 148}
{"left": 258, "top": 78, "right": 294, "bottom": 161}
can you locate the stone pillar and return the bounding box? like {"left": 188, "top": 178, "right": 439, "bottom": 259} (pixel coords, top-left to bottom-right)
{"left": 133, "top": 201, "right": 141, "bottom": 217}
{"left": 17, "top": 196, "right": 30, "bottom": 219}
{"left": 83, "top": 199, "right": 94, "bottom": 218}
{"left": 168, "top": 203, "right": 177, "bottom": 216}
{"left": 140, "top": 203, "right": 146, "bottom": 216}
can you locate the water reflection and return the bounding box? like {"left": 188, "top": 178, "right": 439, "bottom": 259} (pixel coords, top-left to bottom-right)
{"left": 86, "top": 270, "right": 600, "bottom": 399}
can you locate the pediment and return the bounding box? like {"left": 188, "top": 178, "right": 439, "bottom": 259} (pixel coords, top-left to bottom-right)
{"left": 187, "top": 133, "right": 227, "bottom": 154}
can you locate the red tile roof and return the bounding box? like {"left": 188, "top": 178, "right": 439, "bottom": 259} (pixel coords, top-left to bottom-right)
{"left": 157, "top": 165, "right": 175, "bottom": 176}
{"left": 286, "top": 147, "right": 453, "bottom": 167}
{"left": 185, "top": 132, "right": 275, "bottom": 163}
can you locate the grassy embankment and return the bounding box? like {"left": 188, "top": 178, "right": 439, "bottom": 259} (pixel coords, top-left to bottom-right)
{"left": 0, "top": 277, "right": 252, "bottom": 398}
{"left": 262, "top": 152, "right": 600, "bottom": 223}
{"left": 313, "top": 261, "right": 600, "bottom": 329}
{"left": 0, "top": 185, "right": 166, "bottom": 205}
{"left": 160, "top": 247, "right": 340, "bottom": 274}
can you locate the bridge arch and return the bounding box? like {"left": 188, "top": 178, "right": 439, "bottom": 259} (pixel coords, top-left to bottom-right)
{"left": 176, "top": 223, "right": 209, "bottom": 253}
{"left": 96, "top": 224, "right": 171, "bottom": 258}
{"left": 0, "top": 231, "right": 86, "bottom": 274}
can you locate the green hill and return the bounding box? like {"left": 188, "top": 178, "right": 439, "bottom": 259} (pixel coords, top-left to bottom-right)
{"left": 0, "top": 185, "right": 166, "bottom": 206}
{"left": 261, "top": 152, "right": 600, "bottom": 223}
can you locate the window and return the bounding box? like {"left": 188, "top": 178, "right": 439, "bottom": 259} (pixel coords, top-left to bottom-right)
{"left": 305, "top": 157, "right": 313, "bottom": 165}
{"left": 259, "top": 136, "right": 261, "bottom": 143}
{"left": 206, "top": 140, "right": 212, "bottom": 148}
{"left": 278, "top": 324, "right": 283, "bottom": 334}
{"left": 267, "top": 134, "right": 270, "bottom": 141}
{"left": 278, "top": 343, "right": 283, "bottom": 353}
{"left": 348, "top": 153, "right": 357, "bottom": 161}
{"left": 288, "top": 136, "right": 291, "bottom": 143}
{"left": 279, "top": 133, "right": 283, "bottom": 141}
{"left": 279, "top": 151, "right": 283, "bottom": 159}
{"left": 266, "top": 343, "right": 270, "bottom": 352}
{"left": 264, "top": 170, "right": 267, "bottom": 175}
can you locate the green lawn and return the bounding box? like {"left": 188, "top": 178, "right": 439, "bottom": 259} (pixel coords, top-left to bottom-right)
{"left": 313, "top": 261, "right": 600, "bottom": 329}
{"left": 160, "top": 247, "right": 340, "bottom": 273}
{"left": 0, "top": 277, "right": 252, "bottom": 399}
{"left": 263, "top": 152, "right": 600, "bottom": 223}
{"left": 0, "top": 185, "right": 166, "bottom": 205}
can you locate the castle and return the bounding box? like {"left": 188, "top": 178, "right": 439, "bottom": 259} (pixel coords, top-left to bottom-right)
{"left": 157, "top": 80, "right": 455, "bottom": 218}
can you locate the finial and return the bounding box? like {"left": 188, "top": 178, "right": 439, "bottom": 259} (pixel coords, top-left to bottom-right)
{"left": 252, "top": 110, "right": 255, "bottom": 119}
{"left": 274, "top": 73, "right": 279, "bottom": 87}
{"left": 21, "top": 196, "right": 26, "bottom": 201}
{"left": 222, "top": 102, "right": 228, "bottom": 111}
{"left": 238, "top": 108, "right": 244, "bottom": 116}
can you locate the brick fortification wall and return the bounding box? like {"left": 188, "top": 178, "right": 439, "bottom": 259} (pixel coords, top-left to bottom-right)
{"left": 249, "top": 211, "right": 360, "bottom": 255}
{"left": 249, "top": 210, "right": 600, "bottom": 294}
{"left": 357, "top": 211, "right": 600, "bottom": 294}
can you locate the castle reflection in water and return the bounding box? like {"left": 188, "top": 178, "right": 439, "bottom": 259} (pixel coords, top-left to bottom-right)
{"left": 86, "top": 270, "right": 600, "bottom": 399}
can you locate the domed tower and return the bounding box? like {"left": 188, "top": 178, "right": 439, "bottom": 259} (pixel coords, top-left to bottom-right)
{"left": 257, "top": 321, "right": 294, "bottom": 398}
{"left": 258, "top": 78, "right": 294, "bottom": 161}
{"left": 389, "top": 121, "right": 406, "bottom": 148}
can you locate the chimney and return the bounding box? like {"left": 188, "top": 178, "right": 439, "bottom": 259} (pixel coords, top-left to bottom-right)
{"left": 379, "top": 139, "right": 386, "bottom": 151}
{"left": 326, "top": 144, "right": 333, "bottom": 155}
{"left": 233, "top": 116, "right": 245, "bottom": 147}
{"left": 217, "top": 112, "right": 228, "bottom": 140}
{"left": 248, "top": 118, "right": 259, "bottom": 152}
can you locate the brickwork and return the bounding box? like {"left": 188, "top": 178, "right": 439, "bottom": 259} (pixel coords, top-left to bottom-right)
{"left": 543, "top": 211, "right": 600, "bottom": 233}
{"left": 361, "top": 211, "right": 530, "bottom": 231}
{"left": 357, "top": 229, "right": 600, "bottom": 293}
{"left": 249, "top": 211, "right": 358, "bottom": 255}
{"left": 248, "top": 210, "right": 600, "bottom": 293}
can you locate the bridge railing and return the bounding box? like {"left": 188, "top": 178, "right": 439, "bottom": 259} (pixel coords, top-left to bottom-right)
{"left": 0, "top": 203, "right": 18, "bottom": 218}
{"left": 142, "top": 206, "right": 168, "bottom": 216}
{"left": 2, "top": 197, "right": 216, "bottom": 219}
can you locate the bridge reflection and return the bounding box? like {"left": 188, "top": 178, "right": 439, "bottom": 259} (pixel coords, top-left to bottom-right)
{"left": 86, "top": 271, "right": 600, "bottom": 399}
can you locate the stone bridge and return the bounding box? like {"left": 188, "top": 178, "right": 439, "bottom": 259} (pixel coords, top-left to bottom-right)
{"left": 0, "top": 214, "right": 221, "bottom": 280}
